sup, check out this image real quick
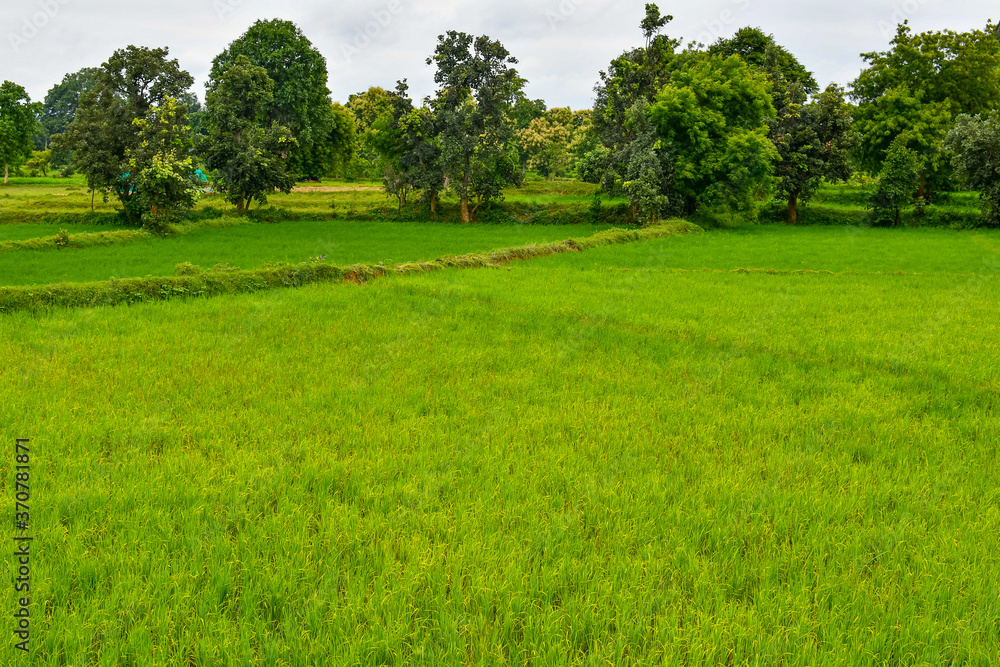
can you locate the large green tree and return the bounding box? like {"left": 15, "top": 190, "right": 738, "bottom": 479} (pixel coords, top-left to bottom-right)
{"left": 427, "top": 31, "right": 524, "bottom": 222}
{"left": 650, "top": 53, "right": 778, "bottom": 216}
{"left": 201, "top": 55, "right": 297, "bottom": 215}
{"left": 35, "top": 67, "right": 98, "bottom": 153}
{"left": 850, "top": 21, "right": 1000, "bottom": 198}
{"left": 517, "top": 110, "right": 572, "bottom": 179}
{"left": 0, "top": 81, "right": 40, "bottom": 185}
{"left": 209, "top": 19, "right": 335, "bottom": 180}
{"left": 52, "top": 46, "right": 193, "bottom": 220}
{"left": 771, "top": 84, "right": 856, "bottom": 223}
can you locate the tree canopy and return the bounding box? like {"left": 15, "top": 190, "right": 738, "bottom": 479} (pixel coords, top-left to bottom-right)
{"left": 850, "top": 21, "right": 1000, "bottom": 197}
{"left": 52, "top": 46, "right": 194, "bottom": 220}
{"left": 201, "top": 54, "right": 297, "bottom": 215}
{"left": 0, "top": 81, "right": 41, "bottom": 185}
{"left": 427, "top": 31, "right": 524, "bottom": 222}
{"left": 35, "top": 67, "right": 98, "bottom": 152}
{"left": 709, "top": 27, "right": 818, "bottom": 94}
{"left": 209, "top": 19, "right": 334, "bottom": 179}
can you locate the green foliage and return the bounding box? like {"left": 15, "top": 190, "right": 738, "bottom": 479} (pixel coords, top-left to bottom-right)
{"left": 708, "top": 26, "right": 818, "bottom": 93}
{"left": 517, "top": 112, "right": 571, "bottom": 179}
{"left": 128, "top": 98, "right": 201, "bottom": 230}
{"left": 850, "top": 21, "right": 1000, "bottom": 194}
{"left": 346, "top": 87, "right": 393, "bottom": 178}
{"left": 0, "top": 81, "right": 41, "bottom": 185}
{"left": 639, "top": 2, "right": 672, "bottom": 48}
{"left": 209, "top": 20, "right": 334, "bottom": 180}
{"left": 35, "top": 67, "right": 98, "bottom": 155}
{"left": 946, "top": 113, "right": 1000, "bottom": 227}
{"left": 201, "top": 55, "right": 297, "bottom": 215}
{"left": 650, "top": 53, "right": 777, "bottom": 216}
{"left": 771, "top": 84, "right": 857, "bottom": 223}
{"left": 26, "top": 149, "right": 52, "bottom": 177}
{"left": 427, "top": 31, "right": 524, "bottom": 222}
{"left": 592, "top": 4, "right": 679, "bottom": 188}
{"left": 577, "top": 147, "right": 608, "bottom": 184}
{"left": 869, "top": 138, "right": 922, "bottom": 226}
{"left": 52, "top": 45, "right": 194, "bottom": 221}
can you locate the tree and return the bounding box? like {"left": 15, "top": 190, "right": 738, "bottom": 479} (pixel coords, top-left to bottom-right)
{"left": 771, "top": 84, "right": 857, "bottom": 223}
{"left": 326, "top": 103, "right": 357, "bottom": 179}
{"left": 26, "top": 150, "right": 51, "bottom": 177}
{"left": 0, "top": 81, "right": 41, "bottom": 185}
{"left": 127, "top": 97, "right": 201, "bottom": 229}
{"left": 52, "top": 46, "right": 194, "bottom": 221}
{"left": 201, "top": 55, "right": 297, "bottom": 215}
{"left": 946, "top": 113, "right": 1000, "bottom": 227}
{"left": 427, "top": 31, "right": 524, "bottom": 222}
{"left": 592, "top": 4, "right": 679, "bottom": 192}
{"left": 346, "top": 87, "right": 394, "bottom": 178}
{"left": 640, "top": 3, "right": 671, "bottom": 48}
{"left": 35, "top": 68, "right": 98, "bottom": 153}
{"left": 650, "top": 53, "right": 778, "bottom": 216}
{"left": 620, "top": 101, "right": 669, "bottom": 223}
{"left": 850, "top": 21, "right": 1000, "bottom": 198}
{"left": 209, "top": 19, "right": 334, "bottom": 180}
{"left": 868, "top": 137, "right": 921, "bottom": 226}
{"left": 517, "top": 112, "right": 571, "bottom": 179}
{"left": 510, "top": 95, "right": 546, "bottom": 177}
{"left": 709, "top": 27, "right": 818, "bottom": 94}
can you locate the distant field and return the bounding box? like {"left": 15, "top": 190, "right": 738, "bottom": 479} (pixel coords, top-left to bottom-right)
{"left": 2, "top": 225, "right": 998, "bottom": 665}
{"left": 0, "top": 176, "right": 602, "bottom": 223}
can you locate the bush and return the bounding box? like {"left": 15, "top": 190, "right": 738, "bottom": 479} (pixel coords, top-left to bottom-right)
{"left": 175, "top": 262, "right": 202, "bottom": 276}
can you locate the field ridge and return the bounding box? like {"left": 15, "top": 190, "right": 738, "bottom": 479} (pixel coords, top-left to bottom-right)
{"left": 0, "top": 221, "right": 701, "bottom": 313}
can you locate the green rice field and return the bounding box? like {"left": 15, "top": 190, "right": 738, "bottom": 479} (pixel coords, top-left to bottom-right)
{"left": 0, "top": 219, "right": 612, "bottom": 287}
{"left": 1, "top": 216, "right": 999, "bottom": 665}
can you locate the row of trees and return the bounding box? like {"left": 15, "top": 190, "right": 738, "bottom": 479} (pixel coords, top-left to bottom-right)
{"left": 2, "top": 9, "right": 999, "bottom": 226}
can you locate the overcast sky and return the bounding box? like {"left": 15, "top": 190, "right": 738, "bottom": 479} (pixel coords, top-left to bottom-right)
{"left": 2, "top": 0, "right": 996, "bottom": 109}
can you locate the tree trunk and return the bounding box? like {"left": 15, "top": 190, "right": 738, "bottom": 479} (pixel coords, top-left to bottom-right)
{"left": 461, "top": 155, "right": 472, "bottom": 223}
{"left": 91, "top": 189, "right": 95, "bottom": 212}
{"left": 787, "top": 192, "right": 798, "bottom": 224}
{"left": 430, "top": 191, "right": 437, "bottom": 218}
{"left": 3, "top": 162, "right": 8, "bottom": 185}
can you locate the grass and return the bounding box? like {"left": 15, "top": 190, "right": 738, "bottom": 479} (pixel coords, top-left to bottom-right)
{"left": 2, "top": 224, "right": 999, "bottom": 665}
{"left": 0, "top": 176, "right": 605, "bottom": 225}
{"left": 549, "top": 223, "right": 1000, "bottom": 274}
{"left": 0, "top": 223, "right": 113, "bottom": 241}
{"left": 0, "top": 219, "right": 614, "bottom": 287}
{"left": 762, "top": 182, "right": 984, "bottom": 227}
